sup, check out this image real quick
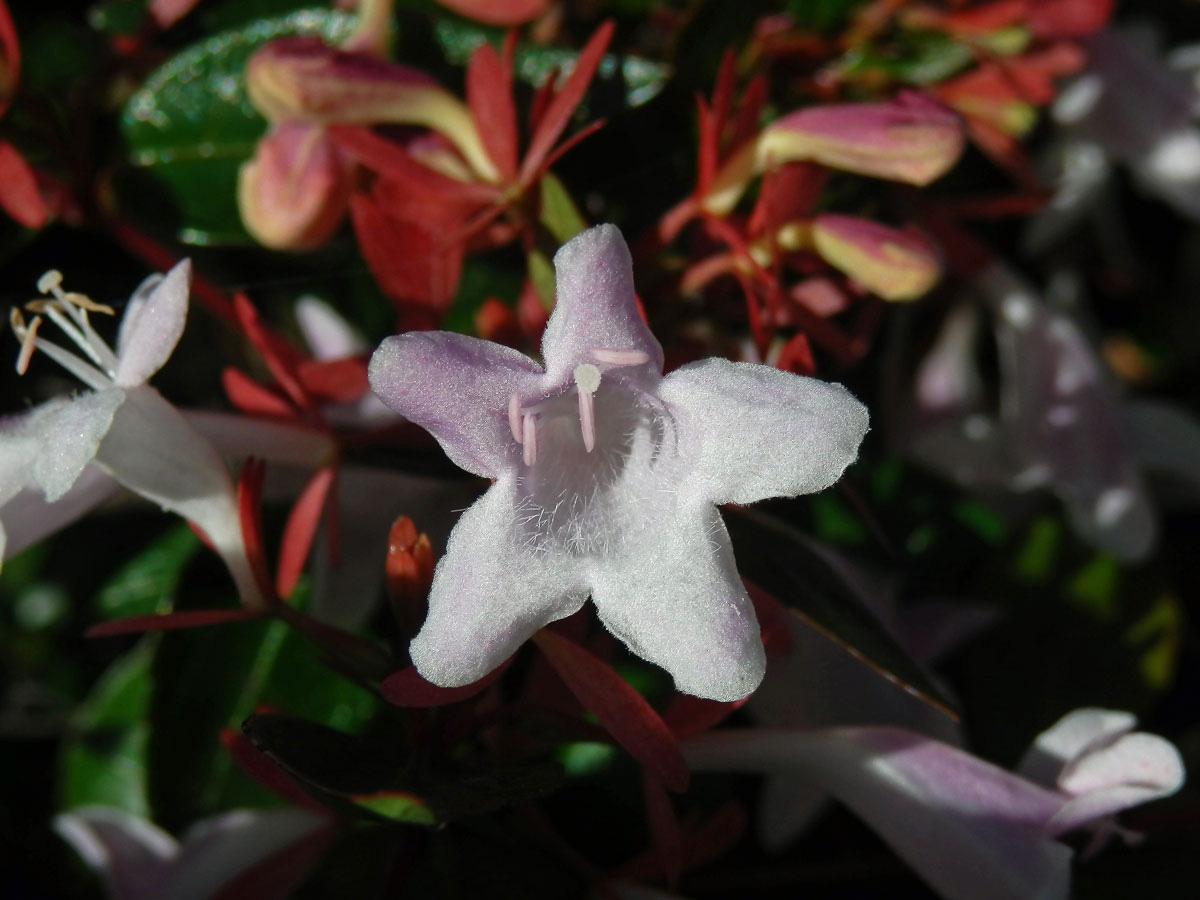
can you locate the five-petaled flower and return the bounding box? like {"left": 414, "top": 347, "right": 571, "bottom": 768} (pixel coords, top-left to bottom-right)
{"left": 368, "top": 224, "right": 869, "bottom": 701}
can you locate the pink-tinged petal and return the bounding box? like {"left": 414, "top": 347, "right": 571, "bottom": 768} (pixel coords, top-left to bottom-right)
{"left": 685, "top": 727, "right": 1073, "bottom": 900}
{"left": 168, "top": 808, "right": 328, "bottom": 900}
{"left": 294, "top": 295, "right": 368, "bottom": 360}
{"left": 31, "top": 391, "right": 125, "bottom": 502}
{"left": 93, "top": 387, "right": 264, "bottom": 609}
{"left": 589, "top": 504, "right": 765, "bottom": 702}
{"left": 369, "top": 331, "right": 543, "bottom": 478}
{"left": 246, "top": 37, "right": 498, "bottom": 183}
{"left": 0, "top": 467, "right": 118, "bottom": 561}
{"left": 54, "top": 807, "right": 177, "bottom": 900}
{"left": 410, "top": 476, "right": 588, "bottom": 687}
{"left": 541, "top": 225, "right": 663, "bottom": 383}
{"left": 1047, "top": 732, "right": 1185, "bottom": 836}
{"left": 435, "top": 0, "right": 548, "bottom": 26}
{"left": 811, "top": 214, "right": 941, "bottom": 302}
{"left": 238, "top": 123, "right": 352, "bottom": 251}
{"left": 660, "top": 358, "right": 868, "bottom": 506}
{"left": 758, "top": 92, "right": 964, "bottom": 185}
{"left": 113, "top": 260, "right": 191, "bottom": 387}
{"left": 1018, "top": 708, "right": 1138, "bottom": 786}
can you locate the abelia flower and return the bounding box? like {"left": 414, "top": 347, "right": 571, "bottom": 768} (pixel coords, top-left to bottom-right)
{"left": 368, "top": 224, "right": 869, "bottom": 701}
{"left": 55, "top": 806, "right": 330, "bottom": 900}
{"left": 3, "top": 262, "right": 263, "bottom": 607}
{"left": 684, "top": 708, "right": 1183, "bottom": 900}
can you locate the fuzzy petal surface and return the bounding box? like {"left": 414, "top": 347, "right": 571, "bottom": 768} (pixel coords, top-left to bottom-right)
{"left": 660, "top": 358, "right": 869, "bottom": 506}
{"left": 369, "top": 331, "right": 543, "bottom": 478}
{"left": 589, "top": 504, "right": 765, "bottom": 701}
{"left": 541, "top": 224, "right": 663, "bottom": 382}
{"left": 410, "top": 476, "right": 588, "bottom": 687}
{"left": 685, "top": 727, "right": 1073, "bottom": 900}
{"left": 113, "top": 260, "right": 191, "bottom": 388}
{"left": 94, "top": 387, "right": 262, "bottom": 608}
{"left": 31, "top": 391, "right": 125, "bottom": 502}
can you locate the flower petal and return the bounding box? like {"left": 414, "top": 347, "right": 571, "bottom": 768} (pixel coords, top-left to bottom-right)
{"left": 1047, "top": 732, "right": 1185, "bottom": 836}
{"left": 541, "top": 225, "right": 663, "bottom": 383}
{"left": 31, "top": 391, "right": 125, "bottom": 502}
{"left": 93, "top": 387, "right": 264, "bottom": 609}
{"left": 294, "top": 295, "right": 368, "bottom": 360}
{"left": 369, "top": 330, "right": 543, "bottom": 478}
{"left": 410, "top": 476, "right": 588, "bottom": 687}
{"left": 660, "top": 358, "right": 868, "bottom": 506}
{"left": 113, "top": 260, "right": 191, "bottom": 387}
{"left": 1, "top": 468, "right": 119, "bottom": 561}
{"left": 1017, "top": 708, "right": 1137, "bottom": 786}
{"left": 54, "top": 807, "right": 177, "bottom": 900}
{"left": 685, "top": 727, "right": 1073, "bottom": 900}
{"left": 589, "top": 504, "right": 765, "bottom": 702}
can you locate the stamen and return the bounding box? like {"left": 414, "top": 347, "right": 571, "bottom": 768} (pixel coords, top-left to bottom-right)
{"left": 36, "top": 270, "right": 63, "bottom": 295}
{"left": 26, "top": 270, "right": 120, "bottom": 376}
{"left": 578, "top": 388, "right": 596, "bottom": 452}
{"left": 573, "top": 364, "right": 602, "bottom": 453}
{"left": 15, "top": 314, "right": 42, "bottom": 375}
{"left": 522, "top": 412, "right": 538, "bottom": 466}
{"left": 508, "top": 393, "right": 523, "bottom": 443}
{"left": 592, "top": 348, "right": 650, "bottom": 367}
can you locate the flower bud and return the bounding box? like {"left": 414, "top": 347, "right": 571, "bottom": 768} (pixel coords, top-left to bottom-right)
{"left": 761, "top": 92, "right": 965, "bottom": 185}
{"left": 811, "top": 213, "right": 941, "bottom": 302}
{"left": 245, "top": 36, "right": 497, "bottom": 182}
{"left": 237, "top": 122, "right": 352, "bottom": 250}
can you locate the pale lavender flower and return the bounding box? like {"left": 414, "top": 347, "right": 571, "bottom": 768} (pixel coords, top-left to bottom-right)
{"left": 685, "top": 709, "right": 1184, "bottom": 900}
{"left": 54, "top": 806, "right": 329, "bottom": 900}
{"left": 368, "top": 224, "right": 869, "bottom": 701}
{"left": 2, "top": 263, "right": 263, "bottom": 607}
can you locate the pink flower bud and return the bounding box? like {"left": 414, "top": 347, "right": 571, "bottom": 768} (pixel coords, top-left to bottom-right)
{"left": 245, "top": 36, "right": 497, "bottom": 182}
{"left": 811, "top": 213, "right": 941, "bottom": 302}
{"left": 762, "top": 92, "right": 965, "bottom": 185}
{"left": 237, "top": 122, "right": 352, "bottom": 251}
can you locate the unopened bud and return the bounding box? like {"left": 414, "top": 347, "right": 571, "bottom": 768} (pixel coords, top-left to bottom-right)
{"left": 386, "top": 515, "right": 435, "bottom": 637}
{"left": 238, "top": 122, "right": 352, "bottom": 250}
{"left": 245, "top": 36, "right": 497, "bottom": 182}
{"left": 812, "top": 213, "right": 941, "bottom": 302}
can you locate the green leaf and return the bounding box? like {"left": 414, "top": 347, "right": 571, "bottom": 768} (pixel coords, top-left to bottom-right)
{"left": 94, "top": 524, "right": 201, "bottom": 620}
{"left": 118, "top": 8, "right": 356, "bottom": 245}
{"left": 726, "top": 508, "right": 957, "bottom": 717}
{"left": 59, "top": 640, "right": 155, "bottom": 816}
{"left": 538, "top": 173, "right": 587, "bottom": 244}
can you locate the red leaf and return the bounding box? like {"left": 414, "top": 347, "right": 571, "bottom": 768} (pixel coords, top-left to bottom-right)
{"left": 222, "top": 367, "right": 297, "bottom": 419}
{"left": 275, "top": 466, "right": 336, "bottom": 600}
{"left": 233, "top": 294, "right": 313, "bottom": 415}
{"left": 642, "top": 772, "right": 683, "bottom": 888}
{"left": 0, "top": 1, "right": 20, "bottom": 115}
{"left": 433, "top": 0, "right": 548, "bottom": 26}
{"left": 327, "top": 126, "right": 498, "bottom": 205}
{"left": 238, "top": 458, "right": 274, "bottom": 603}
{"left": 380, "top": 661, "right": 508, "bottom": 707}
{"left": 349, "top": 194, "right": 463, "bottom": 313}
{"left": 466, "top": 40, "right": 518, "bottom": 182}
{"left": 519, "top": 21, "right": 614, "bottom": 185}
{"left": 295, "top": 357, "right": 369, "bottom": 403}
{"left": 777, "top": 332, "right": 816, "bottom": 376}
{"left": 220, "top": 729, "right": 330, "bottom": 812}
{"left": 662, "top": 693, "right": 743, "bottom": 739}
{"left": 0, "top": 141, "right": 46, "bottom": 228}
{"left": 532, "top": 629, "right": 689, "bottom": 792}
{"left": 87, "top": 608, "right": 265, "bottom": 636}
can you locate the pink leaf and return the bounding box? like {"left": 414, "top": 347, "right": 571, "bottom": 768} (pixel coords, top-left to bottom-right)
{"left": 275, "top": 466, "right": 336, "bottom": 599}
{"left": 466, "top": 40, "right": 518, "bottom": 181}
{"left": 0, "top": 141, "right": 47, "bottom": 228}
{"left": 434, "top": 0, "right": 548, "bottom": 26}
{"left": 380, "top": 661, "right": 508, "bottom": 707}
{"left": 87, "top": 608, "right": 265, "bottom": 637}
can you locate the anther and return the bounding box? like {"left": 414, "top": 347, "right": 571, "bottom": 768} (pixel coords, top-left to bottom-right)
{"left": 37, "top": 270, "right": 63, "bottom": 295}
{"left": 522, "top": 412, "right": 538, "bottom": 466}
{"left": 15, "top": 314, "right": 42, "bottom": 375}
{"left": 508, "top": 393, "right": 523, "bottom": 443}
{"left": 592, "top": 348, "right": 650, "bottom": 367}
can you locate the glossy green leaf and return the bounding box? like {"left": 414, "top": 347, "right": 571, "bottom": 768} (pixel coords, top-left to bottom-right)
{"left": 94, "top": 524, "right": 200, "bottom": 620}
{"left": 118, "top": 8, "right": 356, "bottom": 245}
{"left": 538, "top": 172, "right": 587, "bottom": 244}
{"left": 59, "top": 640, "right": 155, "bottom": 816}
